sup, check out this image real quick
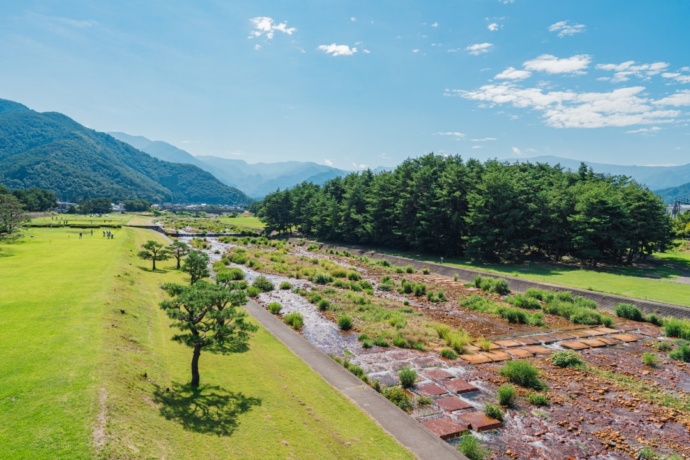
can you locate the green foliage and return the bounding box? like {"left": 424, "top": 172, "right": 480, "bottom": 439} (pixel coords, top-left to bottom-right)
{"left": 615, "top": 303, "right": 644, "bottom": 321}
{"left": 526, "top": 393, "right": 550, "bottom": 406}
{"left": 182, "top": 250, "right": 210, "bottom": 284}
{"left": 497, "top": 384, "right": 516, "bottom": 407}
{"left": 507, "top": 294, "right": 542, "bottom": 309}
{"left": 413, "top": 283, "right": 426, "bottom": 296}
{"left": 656, "top": 341, "right": 673, "bottom": 352}
{"left": 283, "top": 312, "right": 304, "bottom": 330}
{"left": 0, "top": 194, "right": 29, "bottom": 236}
{"left": 398, "top": 367, "right": 417, "bottom": 388}
{"left": 372, "top": 336, "right": 389, "bottom": 347}
{"left": 551, "top": 350, "right": 584, "bottom": 368}
{"left": 664, "top": 318, "right": 690, "bottom": 340}
{"left": 279, "top": 281, "right": 292, "bottom": 290}
{"left": 498, "top": 307, "right": 528, "bottom": 324}
{"left": 474, "top": 275, "right": 510, "bottom": 294}
{"left": 381, "top": 386, "right": 413, "bottom": 412}
{"left": 252, "top": 275, "right": 274, "bottom": 292}
{"left": 405, "top": 265, "right": 415, "bottom": 273}
{"left": 314, "top": 273, "right": 334, "bottom": 285}
{"left": 138, "top": 240, "right": 171, "bottom": 271}
{"left": 11, "top": 187, "right": 57, "bottom": 211}
{"left": 642, "top": 352, "right": 659, "bottom": 367}
{"left": 457, "top": 434, "right": 489, "bottom": 460}
{"left": 421, "top": 268, "right": 430, "bottom": 275}
{"left": 483, "top": 402, "right": 504, "bottom": 421}
{"left": 440, "top": 348, "right": 458, "bottom": 360}
{"left": 500, "top": 361, "right": 545, "bottom": 390}
{"left": 669, "top": 345, "right": 690, "bottom": 362}
{"left": 268, "top": 302, "right": 282, "bottom": 314}
{"left": 338, "top": 316, "right": 353, "bottom": 331}
{"left": 318, "top": 299, "right": 331, "bottom": 311}
{"left": 246, "top": 287, "right": 260, "bottom": 297}
{"left": 347, "top": 271, "right": 362, "bottom": 281}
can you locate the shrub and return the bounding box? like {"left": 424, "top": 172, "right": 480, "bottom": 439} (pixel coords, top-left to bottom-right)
{"left": 642, "top": 352, "right": 658, "bottom": 367}
{"left": 570, "top": 308, "right": 605, "bottom": 325}
{"left": 268, "top": 302, "right": 282, "bottom": 314}
{"left": 359, "top": 280, "right": 373, "bottom": 290}
{"left": 615, "top": 303, "right": 644, "bottom": 321}
{"left": 497, "top": 384, "right": 516, "bottom": 407}
{"left": 314, "top": 273, "right": 334, "bottom": 285}
{"left": 498, "top": 307, "right": 528, "bottom": 324}
{"left": 413, "top": 283, "right": 427, "bottom": 296}
{"left": 500, "top": 361, "right": 545, "bottom": 390}
{"left": 664, "top": 318, "right": 690, "bottom": 340}
{"left": 382, "top": 386, "right": 413, "bottom": 412}
{"left": 279, "top": 281, "right": 292, "bottom": 290}
{"left": 373, "top": 336, "right": 390, "bottom": 347}
{"left": 551, "top": 350, "right": 584, "bottom": 368}
{"left": 647, "top": 314, "right": 663, "bottom": 326}
{"left": 507, "top": 294, "right": 541, "bottom": 310}
{"left": 422, "top": 268, "right": 430, "bottom": 275}
{"left": 318, "top": 299, "right": 331, "bottom": 311}
{"left": 525, "top": 288, "right": 547, "bottom": 300}
{"left": 358, "top": 333, "right": 370, "bottom": 342}
{"left": 457, "top": 434, "right": 489, "bottom": 460}
{"left": 377, "top": 283, "right": 393, "bottom": 291}
{"left": 398, "top": 367, "right": 417, "bottom": 388}
{"left": 529, "top": 312, "right": 546, "bottom": 327}
{"left": 669, "top": 345, "right": 690, "bottom": 362}
{"left": 405, "top": 265, "right": 414, "bottom": 273}
{"left": 527, "top": 393, "right": 550, "bottom": 406}
{"left": 283, "top": 312, "right": 304, "bottom": 330}
{"left": 440, "top": 348, "right": 458, "bottom": 360}
{"left": 331, "top": 268, "right": 347, "bottom": 278}
{"left": 333, "top": 279, "right": 349, "bottom": 289}
{"left": 438, "top": 292, "right": 447, "bottom": 302}
{"left": 378, "top": 259, "right": 391, "bottom": 267}
{"left": 338, "top": 316, "right": 353, "bottom": 331}
{"left": 417, "top": 396, "right": 433, "bottom": 406}
{"left": 656, "top": 341, "right": 673, "bottom": 352}
{"left": 573, "top": 296, "right": 598, "bottom": 309}
{"left": 252, "top": 275, "right": 274, "bottom": 292}
{"left": 247, "top": 287, "right": 260, "bottom": 297}
{"left": 492, "top": 279, "right": 510, "bottom": 295}
{"left": 483, "top": 403, "right": 504, "bottom": 421}
{"left": 395, "top": 267, "right": 404, "bottom": 273}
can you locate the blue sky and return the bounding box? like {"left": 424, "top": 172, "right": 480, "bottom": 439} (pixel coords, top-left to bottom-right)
{"left": 2, "top": 1, "right": 690, "bottom": 170}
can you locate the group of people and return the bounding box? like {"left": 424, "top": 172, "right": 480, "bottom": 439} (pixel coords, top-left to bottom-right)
{"left": 103, "top": 230, "right": 115, "bottom": 239}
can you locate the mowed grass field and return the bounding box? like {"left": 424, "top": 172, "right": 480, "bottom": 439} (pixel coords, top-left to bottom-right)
{"left": 220, "top": 214, "right": 265, "bottom": 230}
{"left": 0, "top": 227, "right": 411, "bottom": 459}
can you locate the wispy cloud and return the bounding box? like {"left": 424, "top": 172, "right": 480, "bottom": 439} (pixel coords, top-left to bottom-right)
{"left": 452, "top": 84, "right": 689, "bottom": 129}
{"left": 548, "top": 20, "right": 586, "bottom": 37}
{"left": 626, "top": 127, "right": 661, "bottom": 134}
{"left": 524, "top": 54, "right": 591, "bottom": 74}
{"left": 662, "top": 72, "right": 690, "bottom": 84}
{"left": 249, "top": 17, "right": 296, "bottom": 39}
{"left": 466, "top": 43, "right": 493, "bottom": 55}
{"left": 495, "top": 66, "right": 532, "bottom": 80}
{"left": 435, "top": 131, "right": 465, "bottom": 138}
{"left": 470, "top": 137, "right": 497, "bottom": 142}
{"left": 324, "top": 159, "right": 334, "bottom": 166}
{"left": 431, "top": 22, "right": 439, "bottom": 28}
{"left": 512, "top": 146, "right": 522, "bottom": 156}
{"left": 352, "top": 162, "right": 369, "bottom": 169}
{"left": 596, "top": 61, "right": 669, "bottom": 83}
{"left": 487, "top": 22, "right": 500, "bottom": 31}
{"left": 318, "top": 43, "right": 357, "bottom": 56}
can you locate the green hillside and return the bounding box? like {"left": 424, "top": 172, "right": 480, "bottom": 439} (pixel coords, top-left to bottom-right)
{"left": 0, "top": 99, "right": 252, "bottom": 205}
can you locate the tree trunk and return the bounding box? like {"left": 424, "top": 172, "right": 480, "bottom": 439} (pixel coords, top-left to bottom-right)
{"left": 176, "top": 257, "right": 181, "bottom": 269}
{"left": 153, "top": 258, "right": 157, "bottom": 271}
{"left": 191, "top": 344, "right": 201, "bottom": 388}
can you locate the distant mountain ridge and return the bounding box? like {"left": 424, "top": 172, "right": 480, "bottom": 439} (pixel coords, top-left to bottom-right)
{"left": 0, "top": 99, "right": 251, "bottom": 205}
{"left": 110, "top": 132, "right": 349, "bottom": 198}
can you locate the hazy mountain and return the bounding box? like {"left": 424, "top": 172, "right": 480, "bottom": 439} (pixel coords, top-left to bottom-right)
{"left": 512, "top": 156, "right": 690, "bottom": 191}
{"left": 108, "top": 132, "right": 208, "bottom": 170}
{"left": 196, "top": 156, "right": 348, "bottom": 198}
{"left": 655, "top": 183, "right": 690, "bottom": 204}
{"left": 0, "top": 99, "right": 251, "bottom": 205}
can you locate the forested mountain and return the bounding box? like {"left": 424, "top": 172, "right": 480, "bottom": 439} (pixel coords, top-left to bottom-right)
{"left": 514, "top": 156, "right": 690, "bottom": 191}
{"left": 0, "top": 99, "right": 251, "bottom": 205}
{"left": 108, "top": 132, "right": 208, "bottom": 170}
{"left": 255, "top": 154, "right": 672, "bottom": 264}
{"left": 655, "top": 182, "right": 690, "bottom": 204}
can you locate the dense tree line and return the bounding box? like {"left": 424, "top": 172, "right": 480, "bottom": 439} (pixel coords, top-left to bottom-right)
{"left": 123, "top": 199, "right": 151, "bottom": 212}
{"left": 0, "top": 184, "right": 57, "bottom": 212}
{"left": 255, "top": 154, "right": 673, "bottom": 264}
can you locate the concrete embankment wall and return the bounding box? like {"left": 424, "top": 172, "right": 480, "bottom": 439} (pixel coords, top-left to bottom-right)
{"left": 291, "top": 239, "right": 690, "bottom": 321}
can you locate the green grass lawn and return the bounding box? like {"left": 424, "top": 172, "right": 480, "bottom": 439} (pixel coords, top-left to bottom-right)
{"left": 0, "top": 228, "right": 411, "bottom": 459}
{"left": 219, "top": 214, "right": 265, "bottom": 230}
{"left": 30, "top": 213, "right": 132, "bottom": 226}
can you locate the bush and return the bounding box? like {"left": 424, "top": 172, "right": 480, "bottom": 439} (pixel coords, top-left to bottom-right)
{"left": 373, "top": 336, "right": 390, "bottom": 347}
{"left": 615, "top": 303, "right": 644, "bottom": 321}
{"left": 378, "top": 259, "right": 391, "bottom": 267}
{"left": 394, "top": 267, "right": 404, "bottom": 274}
{"left": 252, "top": 275, "right": 274, "bottom": 292}
{"left": 497, "top": 384, "right": 516, "bottom": 407}
{"left": 498, "top": 307, "right": 528, "bottom": 324}
{"left": 642, "top": 352, "right": 659, "bottom": 367}
{"left": 457, "top": 434, "right": 489, "bottom": 460}
{"left": 283, "top": 312, "right": 304, "bottom": 330}
{"left": 331, "top": 268, "right": 347, "bottom": 278}
{"left": 377, "top": 283, "right": 393, "bottom": 291}
{"left": 570, "top": 308, "right": 605, "bottom": 325}
{"left": 500, "top": 361, "right": 545, "bottom": 390}
{"left": 421, "top": 268, "right": 430, "bottom": 275}
{"left": 483, "top": 403, "right": 504, "bottom": 421}
{"left": 669, "top": 345, "right": 690, "bottom": 362}
{"left": 413, "top": 283, "right": 427, "bottom": 296}
{"left": 529, "top": 312, "right": 546, "bottom": 327}
{"left": 656, "top": 341, "right": 673, "bottom": 352}
{"left": 346, "top": 271, "right": 361, "bottom": 281}
{"left": 551, "top": 350, "right": 584, "bottom": 368}
{"left": 338, "top": 316, "right": 353, "bottom": 331}
{"left": 247, "top": 287, "right": 260, "bottom": 297}
{"left": 314, "top": 273, "right": 334, "bottom": 285}
{"left": 382, "top": 386, "right": 413, "bottom": 412}
{"left": 527, "top": 393, "right": 550, "bottom": 406}
{"left": 664, "top": 318, "right": 690, "bottom": 340}
{"left": 440, "top": 348, "right": 458, "bottom": 360}
{"left": 507, "top": 294, "right": 542, "bottom": 310}
{"left": 525, "top": 288, "right": 547, "bottom": 300}
{"left": 647, "top": 314, "right": 663, "bottom": 326}
{"left": 279, "top": 281, "right": 292, "bottom": 290}
{"left": 268, "top": 302, "right": 282, "bottom": 314}
{"left": 317, "top": 299, "right": 331, "bottom": 311}
{"left": 398, "top": 367, "right": 417, "bottom": 388}
{"left": 405, "top": 265, "right": 415, "bottom": 273}
{"left": 492, "top": 279, "right": 510, "bottom": 295}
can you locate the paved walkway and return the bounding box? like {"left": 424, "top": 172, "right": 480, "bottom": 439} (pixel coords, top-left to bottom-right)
{"left": 243, "top": 299, "right": 465, "bottom": 460}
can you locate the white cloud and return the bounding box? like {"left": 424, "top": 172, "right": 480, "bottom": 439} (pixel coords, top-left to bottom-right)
{"left": 487, "top": 22, "right": 500, "bottom": 31}
{"left": 470, "top": 137, "right": 497, "bottom": 142}
{"left": 318, "top": 43, "right": 357, "bottom": 56}
{"left": 524, "top": 54, "right": 591, "bottom": 74}
{"left": 596, "top": 61, "right": 669, "bottom": 82}
{"left": 466, "top": 43, "right": 494, "bottom": 55}
{"left": 350, "top": 17, "right": 356, "bottom": 22}
{"left": 362, "top": 49, "right": 371, "bottom": 54}
{"left": 499, "top": 0, "right": 514, "bottom": 3}
{"left": 512, "top": 146, "right": 522, "bottom": 156}
{"left": 626, "top": 127, "right": 661, "bottom": 134}
{"left": 548, "top": 20, "right": 586, "bottom": 37}
{"left": 352, "top": 162, "right": 369, "bottom": 169}
{"left": 495, "top": 66, "right": 532, "bottom": 80}
{"left": 472, "top": 145, "right": 483, "bottom": 149}
{"left": 453, "top": 83, "right": 685, "bottom": 128}
{"left": 662, "top": 71, "right": 690, "bottom": 84}
{"left": 249, "top": 17, "right": 296, "bottom": 39}
{"left": 435, "top": 131, "right": 465, "bottom": 138}
{"left": 412, "top": 48, "right": 420, "bottom": 54}
{"left": 324, "top": 159, "right": 334, "bottom": 166}
{"left": 431, "top": 22, "right": 439, "bottom": 27}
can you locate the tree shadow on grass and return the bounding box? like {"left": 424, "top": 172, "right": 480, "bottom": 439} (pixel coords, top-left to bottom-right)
{"left": 137, "top": 265, "right": 171, "bottom": 274}
{"left": 152, "top": 382, "right": 261, "bottom": 436}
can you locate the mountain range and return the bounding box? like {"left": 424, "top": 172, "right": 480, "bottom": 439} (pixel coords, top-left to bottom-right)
{"left": 109, "top": 132, "right": 348, "bottom": 198}
{"left": 0, "top": 99, "right": 251, "bottom": 205}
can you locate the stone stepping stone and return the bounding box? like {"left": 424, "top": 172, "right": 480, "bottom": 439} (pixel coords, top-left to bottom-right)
{"left": 480, "top": 351, "right": 511, "bottom": 362}
{"left": 464, "top": 345, "right": 481, "bottom": 353}
{"left": 522, "top": 346, "right": 553, "bottom": 355}
{"left": 637, "top": 327, "right": 660, "bottom": 337}
{"left": 505, "top": 348, "right": 534, "bottom": 359}
{"left": 611, "top": 333, "right": 643, "bottom": 343}
{"left": 551, "top": 332, "right": 577, "bottom": 340}
{"left": 531, "top": 335, "right": 559, "bottom": 344}
{"left": 584, "top": 328, "right": 611, "bottom": 336}
{"left": 459, "top": 354, "right": 493, "bottom": 364}
{"left": 581, "top": 338, "right": 607, "bottom": 348}
{"left": 372, "top": 373, "right": 399, "bottom": 387}
{"left": 416, "top": 383, "right": 450, "bottom": 397}
{"left": 445, "top": 379, "right": 479, "bottom": 394}
{"left": 494, "top": 339, "right": 523, "bottom": 348}
{"left": 458, "top": 411, "right": 504, "bottom": 432}
{"left": 561, "top": 340, "right": 590, "bottom": 350}
{"left": 596, "top": 337, "right": 620, "bottom": 346}
{"left": 420, "top": 417, "right": 469, "bottom": 440}
{"left": 423, "top": 368, "right": 454, "bottom": 380}
{"left": 410, "top": 356, "right": 442, "bottom": 368}
{"left": 514, "top": 336, "right": 541, "bottom": 346}
{"left": 569, "top": 330, "right": 596, "bottom": 338}
{"left": 436, "top": 396, "right": 474, "bottom": 412}
{"left": 596, "top": 327, "right": 620, "bottom": 334}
